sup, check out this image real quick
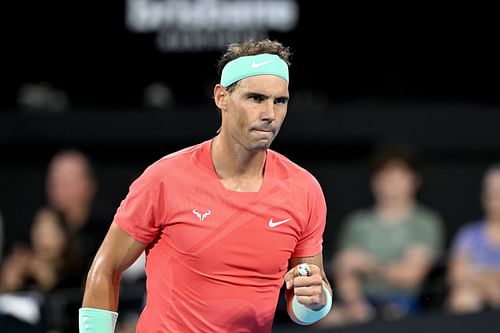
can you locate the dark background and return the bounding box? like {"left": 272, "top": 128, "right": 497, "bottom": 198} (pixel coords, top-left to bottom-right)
{"left": 1, "top": 1, "right": 500, "bottom": 332}
{"left": 2, "top": 0, "right": 499, "bottom": 253}
{"left": 2, "top": 2, "right": 499, "bottom": 109}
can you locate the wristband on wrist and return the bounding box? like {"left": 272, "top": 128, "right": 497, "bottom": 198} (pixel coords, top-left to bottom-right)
{"left": 291, "top": 283, "right": 332, "bottom": 325}
{"left": 79, "top": 307, "right": 118, "bottom": 333}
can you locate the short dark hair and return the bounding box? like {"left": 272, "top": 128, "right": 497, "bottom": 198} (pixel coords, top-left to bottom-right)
{"left": 370, "top": 145, "right": 419, "bottom": 176}
{"left": 216, "top": 39, "right": 292, "bottom": 78}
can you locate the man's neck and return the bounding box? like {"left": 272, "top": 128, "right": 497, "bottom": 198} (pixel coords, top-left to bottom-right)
{"left": 376, "top": 198, "right": 415, "bottom": 223}
{"left": 211, "top": 135, "right": 266, "bottom": 192}
{"left": 64, "top": 205, "right": 90, "bottom": 230}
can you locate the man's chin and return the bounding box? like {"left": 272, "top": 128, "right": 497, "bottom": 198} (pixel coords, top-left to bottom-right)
{"left": 249, "top": 141, "right": 272, "bottom": 152}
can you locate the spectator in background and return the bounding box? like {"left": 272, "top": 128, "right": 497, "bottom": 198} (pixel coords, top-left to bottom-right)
{"left": 46, "top": 149, "right": 108, "bottom": 272}
{"left": 447, "top": 164, "right": 500, "bottom": 313}
{"left": 0, "top": 207, "right": 82, "bottom": 293}
{"left": 321, "top": 146, "right": 444, "bottom": 326}
{"left": 0, "top": 208, "right": 83, "bottom": 332}
{"left": 48, "top": 150, "right": 147, "bottom": 331}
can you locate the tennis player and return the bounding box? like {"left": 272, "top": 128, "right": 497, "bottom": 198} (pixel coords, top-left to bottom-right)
{"left": 79, "top": 39, "right": 332, "bottom": 333}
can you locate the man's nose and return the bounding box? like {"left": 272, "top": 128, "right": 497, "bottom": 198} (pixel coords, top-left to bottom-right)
{"left": 261, "top": 100, "right": 276, "bottom": 122}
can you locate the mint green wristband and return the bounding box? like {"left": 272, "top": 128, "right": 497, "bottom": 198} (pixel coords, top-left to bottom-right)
{"left": 79, "top": 307, "right": 118, "bottom": 333}
{"left": 292, "top": 284, "right": 333, "bottom": 325}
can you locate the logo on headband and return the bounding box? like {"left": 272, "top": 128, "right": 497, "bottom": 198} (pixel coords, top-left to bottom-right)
{"left": 251, "top": 60, "right": 274, "bottom": 69}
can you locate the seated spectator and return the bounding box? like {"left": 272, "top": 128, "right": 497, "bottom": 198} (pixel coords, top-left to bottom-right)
{"left": 45, "top": 149, "right": 108, "bottom": 272}
{"left": 447, "top": 163, "right": 500, "bottom": 313}
{"left": 0, "top": 207, "right": 82, "bottom": 294}
{"left": 321, "top": 146, "right": 445, "bottom": 326}
{"left": 46, "top": 150, "right": 146, "bottom": 332}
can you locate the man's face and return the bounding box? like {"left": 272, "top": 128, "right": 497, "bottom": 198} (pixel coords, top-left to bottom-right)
{"left": 47, "top": 155, "right": 94, "bottom": 211}
{"left": 372, "top": 161, "right": 419, "bottom": 201}
{"left": 220, "top": 75, "right": 289, "bottom": 152}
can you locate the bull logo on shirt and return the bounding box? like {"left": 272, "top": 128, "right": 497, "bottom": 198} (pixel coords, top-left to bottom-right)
{"left": 192, "top": 209, "right": 211, "bottom": 221}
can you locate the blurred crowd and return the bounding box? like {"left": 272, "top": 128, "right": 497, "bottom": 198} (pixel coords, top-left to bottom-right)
{"left": 0, "top": 150, "right": 144, "bottom": 333}
{"left": 317, "top": 148, "right": 500, "bottom": 328}
{"left": 1, "top": 147, "right": 499, "bottom": 332}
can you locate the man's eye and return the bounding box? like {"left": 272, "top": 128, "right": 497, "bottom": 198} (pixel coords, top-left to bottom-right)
{"left": 249, "top": 95, "right": 264, "bottom": 102}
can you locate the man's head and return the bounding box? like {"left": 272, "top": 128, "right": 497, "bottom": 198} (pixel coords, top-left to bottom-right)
{"left": 46, "top": 150, "right": 96, "bottom": 215}
{"left": 216, "top": 39, "right": 292, "bottom": 87}
{"left": 214, "top": 39, "right": 292, "bottom": 152}
{"left": 481, "top": 164, "right": 500, "bottom": 221}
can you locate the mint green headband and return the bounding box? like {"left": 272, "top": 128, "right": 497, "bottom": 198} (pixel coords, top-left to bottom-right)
{"left": 220, "top": 53, "right": 289, "bottom": 88}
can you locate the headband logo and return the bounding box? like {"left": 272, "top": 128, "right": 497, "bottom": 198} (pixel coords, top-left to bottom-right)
{"left": 251, "top": 60, "right": 274, "bottom": 69}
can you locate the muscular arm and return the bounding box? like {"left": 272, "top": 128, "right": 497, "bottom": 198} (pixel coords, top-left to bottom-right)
{"left": 82, "top": 221, "right": 146, "bottom": 311}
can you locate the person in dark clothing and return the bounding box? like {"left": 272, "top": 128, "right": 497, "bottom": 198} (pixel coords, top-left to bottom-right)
{"left": 45, "top": 149, "right": 108, "bottom": 274}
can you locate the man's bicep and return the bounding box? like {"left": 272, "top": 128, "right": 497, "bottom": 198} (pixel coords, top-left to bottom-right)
{"left": 92, "top": 221, "right": 147, "bottom": 274}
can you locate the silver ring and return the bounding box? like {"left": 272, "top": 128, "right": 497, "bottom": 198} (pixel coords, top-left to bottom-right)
{"left": 297, "top": 263, "right": 310, "bottom": 277}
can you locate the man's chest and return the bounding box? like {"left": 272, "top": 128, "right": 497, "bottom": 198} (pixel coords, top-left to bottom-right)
{"left": 160, "top": 186, "right": 304, "bottom": 277}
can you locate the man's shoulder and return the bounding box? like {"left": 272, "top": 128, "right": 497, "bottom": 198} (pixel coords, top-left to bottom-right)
{"left": 413, "top": 204, "right": 444, "bottom": 224}
{"left": 157, "top": 141, "right": 206, "bottom": 166}
{"left": 269, "top": 149, "right": 318, "bottom": 183}
{"left": 343, "top": 208, "right": 376, "bottom": 226}
{"left": 138, "top": 140, "right": 208, "bottom": 183}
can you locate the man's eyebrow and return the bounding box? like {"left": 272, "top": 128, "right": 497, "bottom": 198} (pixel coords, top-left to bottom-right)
{"left": 244, "top": 92, "right": 269, "bottom": 98}
{"left": 244, "top": 92, "right": 289, "bottom": 101}
{"left": 275, "top": 96, "right": 289, "bottom": 102}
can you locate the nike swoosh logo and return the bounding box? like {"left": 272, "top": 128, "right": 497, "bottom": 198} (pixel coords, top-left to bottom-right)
{"left": 268, "top": 218, "right": 292, "bottom": 228}
{"left": 252, "top": 60, "right": 274, "bottom": 69}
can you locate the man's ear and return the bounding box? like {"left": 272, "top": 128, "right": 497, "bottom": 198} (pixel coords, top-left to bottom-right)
{"left": 214, "top": 84, "right": 227, "bottom": 110}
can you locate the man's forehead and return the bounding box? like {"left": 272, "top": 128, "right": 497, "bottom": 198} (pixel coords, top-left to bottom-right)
{"left": 235, "top": 75, "right": 289, "bottom": 95}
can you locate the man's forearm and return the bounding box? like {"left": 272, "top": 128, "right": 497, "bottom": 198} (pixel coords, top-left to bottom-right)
{"left": 380, "top": 261, "right": 430, "bottom": 289}
{"left": 80, "top": 272, "right": 121, "bottom": 333}
{"left": 82, "top": 270, "right": 121, "bottom": 310}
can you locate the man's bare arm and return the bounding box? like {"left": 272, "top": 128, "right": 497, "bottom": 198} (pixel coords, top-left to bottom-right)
{"left": 82, "top": 222, "right": 146, "bottom": 310}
